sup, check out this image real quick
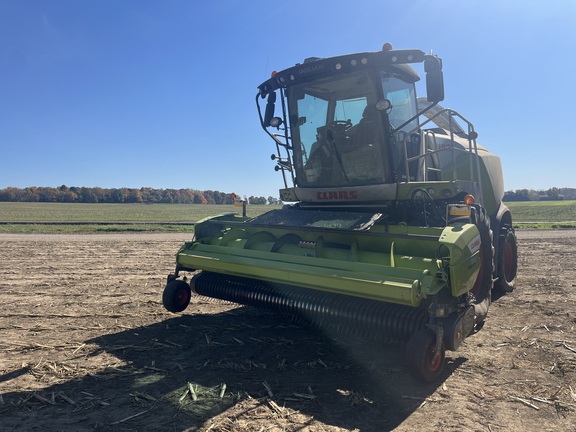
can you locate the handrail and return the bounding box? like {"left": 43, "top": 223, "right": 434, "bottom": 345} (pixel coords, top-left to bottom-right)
{"left": 400, "top": 108, "right": 484, "bottom": 205}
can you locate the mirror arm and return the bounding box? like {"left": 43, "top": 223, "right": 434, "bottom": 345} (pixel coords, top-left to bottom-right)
{"left": 255, "top": 93, "right": 290, "bottom": 147}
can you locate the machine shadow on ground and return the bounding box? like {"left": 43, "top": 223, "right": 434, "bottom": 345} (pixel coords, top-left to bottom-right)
{"left": 1, "top": 305, "right": 464, "bottom": 431}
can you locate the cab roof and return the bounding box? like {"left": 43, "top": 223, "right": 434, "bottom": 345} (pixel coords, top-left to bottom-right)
{"left": 258, "top": 49, "right": 424, "bottom": 97}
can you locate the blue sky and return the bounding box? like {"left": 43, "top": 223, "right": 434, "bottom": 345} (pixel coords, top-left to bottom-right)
{"left": 1, "top": 0, "right": 575, "bottom": 199}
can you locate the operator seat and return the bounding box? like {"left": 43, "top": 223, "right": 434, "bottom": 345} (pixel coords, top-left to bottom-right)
{"left": 342, "top": 104, "right": 385, "bottom": 182}
{"left": 354, "top": 104, "right": 379, "bottom": 148}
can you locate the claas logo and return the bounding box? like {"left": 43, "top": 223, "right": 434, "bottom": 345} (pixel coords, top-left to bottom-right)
{"left": 316, "top": 191, "right": 358, "bottom": 200}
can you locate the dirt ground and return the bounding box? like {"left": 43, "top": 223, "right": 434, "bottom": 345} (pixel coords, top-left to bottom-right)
{"left": 0, "top": 230, "right": 575, "bottom": 432}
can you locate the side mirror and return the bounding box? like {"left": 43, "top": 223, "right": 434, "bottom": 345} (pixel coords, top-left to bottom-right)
{"left": 263, "top": 92, "right": 277, "bottom": 127}
{"left": 424, "top": 56, "right": 444, "bottom": 103}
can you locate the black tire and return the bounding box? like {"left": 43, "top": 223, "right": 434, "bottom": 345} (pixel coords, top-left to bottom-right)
{"left": 470, "top": 205, "right": 494, "bottom": 321}
{"left": 405, "top": 329, "right": 446, "bottom": 383}
{"left": 495, "top": 226, "right": 518, "bottom": 293}
{"left": 163, "top": 280, "right": 191, "bottom": 313}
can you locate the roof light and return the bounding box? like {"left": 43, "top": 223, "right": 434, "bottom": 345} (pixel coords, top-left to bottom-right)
{"left": 382, "top": 42, "right": 393, "bottom": 51}
{"left": 271, "top": 70, "right": 278, "bottom": 78}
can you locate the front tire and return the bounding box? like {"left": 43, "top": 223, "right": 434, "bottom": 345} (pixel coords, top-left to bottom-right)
{"left": 470, "top": 205, "right": 494, "bottom": 323}
{"left": 495, "top": 226, "right": 518, "bottom": 293}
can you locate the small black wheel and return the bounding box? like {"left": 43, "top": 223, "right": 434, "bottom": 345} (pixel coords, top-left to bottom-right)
{"left": 405, "top": 329, "right": 446, "bottom": 383}
{"left": 495, "top": 226, "right": 518, "bottom": 293}
{"left": 163, "top": 280, "right": 191, "bottom": 313}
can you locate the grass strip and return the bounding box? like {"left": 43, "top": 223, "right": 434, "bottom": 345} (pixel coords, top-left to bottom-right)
{"left": 0, "top": 224, "right": 195, "bottom": 234}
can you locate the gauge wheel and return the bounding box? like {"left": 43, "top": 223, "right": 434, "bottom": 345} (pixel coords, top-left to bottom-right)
{"left": 495, "top": 226, "right": 518, "bottom": 293}
{"left": 405, "top": 329, "right": 446, "bottom": 383}
{"left": 163, "top": 280, "right": 191, "bottom": 313}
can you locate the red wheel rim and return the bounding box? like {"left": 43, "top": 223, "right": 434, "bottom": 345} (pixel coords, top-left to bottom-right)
{"left": 427, "top": 345, "right": 442, "bottom": 371}
{"left": 175, "top": 288, "right": 190, "bottom": 306}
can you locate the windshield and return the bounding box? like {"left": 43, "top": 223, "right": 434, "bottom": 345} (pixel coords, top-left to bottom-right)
{"left": 288, "top": 71, "right": 389, "bottom": 188}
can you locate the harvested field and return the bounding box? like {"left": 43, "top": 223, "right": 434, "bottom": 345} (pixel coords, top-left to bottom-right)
{"left": 0, "top": 230, "right": 575, "bottom": 431}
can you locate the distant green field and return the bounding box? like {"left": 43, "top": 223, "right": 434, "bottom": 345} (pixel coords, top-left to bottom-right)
{"left": 0, "top": 202, "right": 259, "bottom": 222}
{"left": 506, "top": 200, "right": 576, "bottom": 228}
{"left": 0, "top": 200, "right": 574, "bottom": 233}
{"left": 0, "top": 202, "right": 280, "bottom": 233}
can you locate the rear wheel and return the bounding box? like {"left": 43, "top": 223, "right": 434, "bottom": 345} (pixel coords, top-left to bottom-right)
{"left": 163, "top": 280, "right": 191, "bottom": 313}
{"left": 495, "top": 226, "right": 518, "bottom": 293}
{"left": 405, "top": 329, "right": 445, "bottom": 383}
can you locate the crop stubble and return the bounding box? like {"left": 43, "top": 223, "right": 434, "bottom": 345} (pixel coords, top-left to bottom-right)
{"left": 0, "top": 231, "right": 575, "bottom": 431}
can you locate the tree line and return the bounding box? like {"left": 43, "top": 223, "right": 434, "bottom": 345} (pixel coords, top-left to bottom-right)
{"left": 0, "top": 186, "right": 281, "bottom": 205}
{"left": 1, "top": 185, "right": 573, "bottom": 204}
{"left": 503, "top": 187, "right": 575, "bottom": 201}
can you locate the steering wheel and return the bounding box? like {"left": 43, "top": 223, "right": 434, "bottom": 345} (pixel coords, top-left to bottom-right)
{"left": 326, "top": 120, "right": 353, "bottom": 148}
{"left": 327, "top": 120, "right": 352, "bottom": 140}
{"left": 329, "top": 120, "right": 353, "bottom": 131}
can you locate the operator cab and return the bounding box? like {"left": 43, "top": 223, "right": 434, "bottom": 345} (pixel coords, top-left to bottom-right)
{"left": 257, "top": 44, "right": 447, "bottom": 204}
{"left": 289, "top": 68, "right": 419, "bottom": 188}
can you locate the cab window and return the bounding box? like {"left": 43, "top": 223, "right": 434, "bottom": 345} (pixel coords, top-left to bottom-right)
{"left": 334, "top": 97, "right": 367, "bottom": 125}
{"left": 381, "top": 74, "right": 418, "bottom": 132}
{"left": 296, "top": 94, "right": 329, "bottom": 164}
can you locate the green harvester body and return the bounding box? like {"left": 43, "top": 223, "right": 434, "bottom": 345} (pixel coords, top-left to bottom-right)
{"left": 164, "top": 44, "right": 518, "bottom": 382}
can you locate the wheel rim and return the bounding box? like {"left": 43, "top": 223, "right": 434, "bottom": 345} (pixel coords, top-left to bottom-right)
{"left": 427, "top": 344, "right": 442, "bottom": 372}
{"left": 175, "top": 288, "right": 190, "bottom": 306}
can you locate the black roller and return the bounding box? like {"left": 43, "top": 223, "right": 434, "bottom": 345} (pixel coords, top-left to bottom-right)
{"left": 191, "top": 272, "right": 429, "bottom": 344}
